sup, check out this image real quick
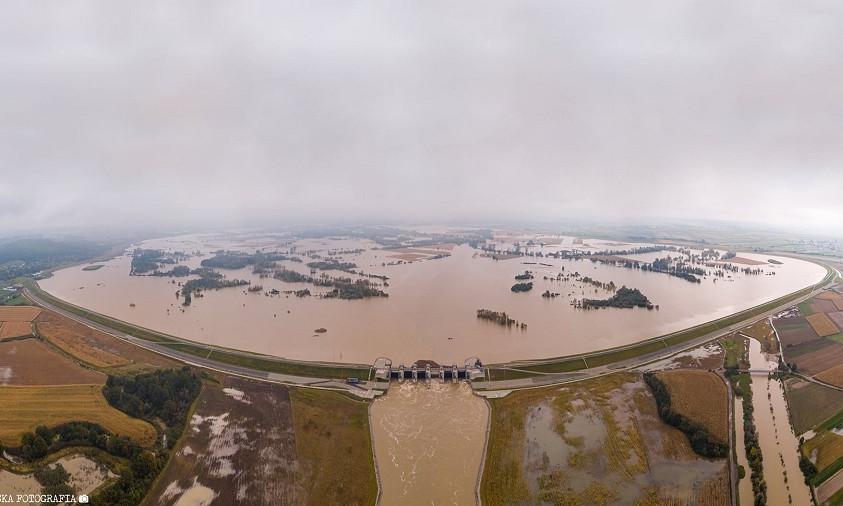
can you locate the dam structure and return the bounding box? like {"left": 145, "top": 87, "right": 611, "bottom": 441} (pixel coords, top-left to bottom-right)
{"left": 372, "top": 357, "right": 485, "bottom": 382}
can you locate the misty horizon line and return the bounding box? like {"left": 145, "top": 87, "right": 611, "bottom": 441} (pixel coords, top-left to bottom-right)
{"left": 1, "top": 217, "right": 838, "bottom": 244}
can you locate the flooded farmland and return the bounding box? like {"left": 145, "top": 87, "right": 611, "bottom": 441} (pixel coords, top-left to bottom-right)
{"left": 482, "top": 373, "right": 731, "bottom": 505}
{"left": 370, "top": 381, "right": 488, "bottom": 505}
{"left": 39, "top": 231, "right": 826, "bottom": 365}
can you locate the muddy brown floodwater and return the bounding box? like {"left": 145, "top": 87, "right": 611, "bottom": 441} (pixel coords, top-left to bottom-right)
{"left": 40, "top": 233, "right": 826, "bottom": 364}
{"left": 370, "top": 381, "right": 488, "bottom": 505}
{"left": 734, "top": 397, "right": 753, "bottom": 506}
{"left": 746, "top": 337, "right": 812, "bottom": 505}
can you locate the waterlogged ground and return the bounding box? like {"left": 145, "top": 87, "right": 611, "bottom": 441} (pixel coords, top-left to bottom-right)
{"left": 483, "top": 373, "right": 730, "bottom": 505}
{"left": 40, "top": 231, "right": 825, "bottom": 365}
{"left": 370, "top": 381, "right": 488, "bottom": 505}
{"left": 146, "top": 376, "right": 301, "bottom": 506}
{"left": 0, "top": 454, "right": 112, "bottom": 498}
{"left": 145, "top": 376, "right": 377, "bottom": 506}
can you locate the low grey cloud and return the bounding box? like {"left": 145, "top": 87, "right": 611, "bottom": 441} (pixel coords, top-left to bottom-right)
{"left": 1, "top": 1, "right": 841, "bottom": 234}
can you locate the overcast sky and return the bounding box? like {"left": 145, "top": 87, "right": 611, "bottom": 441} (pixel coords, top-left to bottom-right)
{"left": 1, "top": 1, "right": 841, "bottom": 235}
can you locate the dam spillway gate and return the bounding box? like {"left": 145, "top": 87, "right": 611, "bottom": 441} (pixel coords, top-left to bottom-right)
{"left": 372, "top": 357, "right": 485, "bottom": 382}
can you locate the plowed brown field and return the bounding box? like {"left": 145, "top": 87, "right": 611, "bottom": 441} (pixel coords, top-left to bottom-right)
{"left": 0, "top": 339, "right": 105, "bottom": 386}
{"left": 807, "top": 313, "right": 840, "bottom": 337}
{"left": 0, "top": 321, "right": 33, "bottom": 339}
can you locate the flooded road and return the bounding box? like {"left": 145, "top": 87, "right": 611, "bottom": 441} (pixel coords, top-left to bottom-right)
{"left": 40, "top": 233, "right": 826, "bottom": 364}
{"left": 746, "top": 338, "right": 812, "bottom": 505}
{"left": 370, "top": 381, "right": 488, "bottom": 505}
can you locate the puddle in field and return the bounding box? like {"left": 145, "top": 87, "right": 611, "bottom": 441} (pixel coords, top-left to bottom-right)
{"left": 521, "top": 383, "right": 724, "bottom": 504}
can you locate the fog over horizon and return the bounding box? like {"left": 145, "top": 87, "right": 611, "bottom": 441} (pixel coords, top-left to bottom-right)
{"left": 1, "top": 1, "right": 841, "bottom": 236}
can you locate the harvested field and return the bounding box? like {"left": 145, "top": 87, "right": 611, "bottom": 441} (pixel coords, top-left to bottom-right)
{"left": 816, "top": 291, "right": 843, "bottom": 310}
{"left": 741, "top": 319, "right": 778, "bottom": 354}
{"left": 815, "top": 364, "right": 843, "bottom": 388}
{"left": 817, "top": 290, "right": 841, "bottom": 300}
{"left": 774, "top": 316, "right": 820, "bottom": 346}
{"left": 817, "top": 468, "right": 843, "bottom": 505}
{"left": 35, "top": 309, "right": 177, "bottom": 372}
{"left": 0, "top": 321, "right": 33, "bottom": 340}
{"left": 481, "top": 373, "right": 729, "bottom": 506}
{"left": 146, "top": 376, "right": 303, "bottom": 506}
{"left": 291, "top": 387, "right": 377, "bottom": 505}
{"left": 784, "top": 377, "right": 843, "bottom": 433}
{"left": 792, "top": 342, "right": 843, "bottom": 376}
{"left": 0, "top": 306, "right": 41, "bottom": 322}
{"left": 804, "top": 431, "right": 843, "bottom": 472}
{"left": 784, "top": 337, "right": 834, "bottom": 359}
{"left": 807, "top": 312, "right": 841, "bottom": 337}
{"left": 0, "top": 384, "right": 156, "bottom": 446}
{"left": 810, "top": 298, "right": 840, "bottom": 315}
{"left": 829, "top": 312, "right": 843, "bottom": 331}
{"left": 657, "top": 369, "right": 728, "bottom": 444}
{"left": 0, "top": 338, "right": 105, "bottom": 385}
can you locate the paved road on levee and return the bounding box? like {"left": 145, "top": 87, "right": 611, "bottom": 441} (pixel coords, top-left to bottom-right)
{"left": 24, "top": 288, "right": 382, "bottom": 398}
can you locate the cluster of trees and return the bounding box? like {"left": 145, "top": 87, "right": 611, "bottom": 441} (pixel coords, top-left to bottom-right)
{"left": 103, "top": 367, "right": 201, "bottom": 442}
{"left": 321, "top": 279, "right": 388, "bottom": 299}
{"left": 728, "top": 371, "right": 766, "bottom": 504}
{"left": 180, "top": 276, "right": 249, "bottom": 305}
{"left": 14, "top": 421, "right": 167, "bottom": 506}
{"left": 130, "top": 249, "right": 176, "bottom": 275}
{"left": 582, "top": 286, "right": 653, "bottom": 309}
{"left": 34, "top": 463, "right": 74, "bottom": 500}
{"left": 511, "top": 282, "right": 533, "bottom": 292}
{"left": 643, "top": 373, "right": 728, "bottom": 459}
{"left": 643, "top": 258, "right": 705, "bottom": 283}
{"left": 306, "top": 260, "right": 357, "bottom": 271}
{"left": 581, "top": 276, "right": 616, "bottom": 292}
{"left": 274, "top": 268, "right": 310, "bottom": 283}
{"left": 273, "top": 269, "right": 388, "bottom": 299}
{"left": 514, "top": 271, "right": 534, "bottom": 280}
{"left": 200, "top": 250, "right": 292, "bottom": 271}
{"left": 16, "top": 422, "right": 142, "bottom": 462}
{"left": 151, "top": 265, "right": 191, "bottom": 277}
{"left": 476, "top": 309, "right": 526, "bottom": 328}
{"left": 799, "top": 454, "right": 817, "bottom": 485}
